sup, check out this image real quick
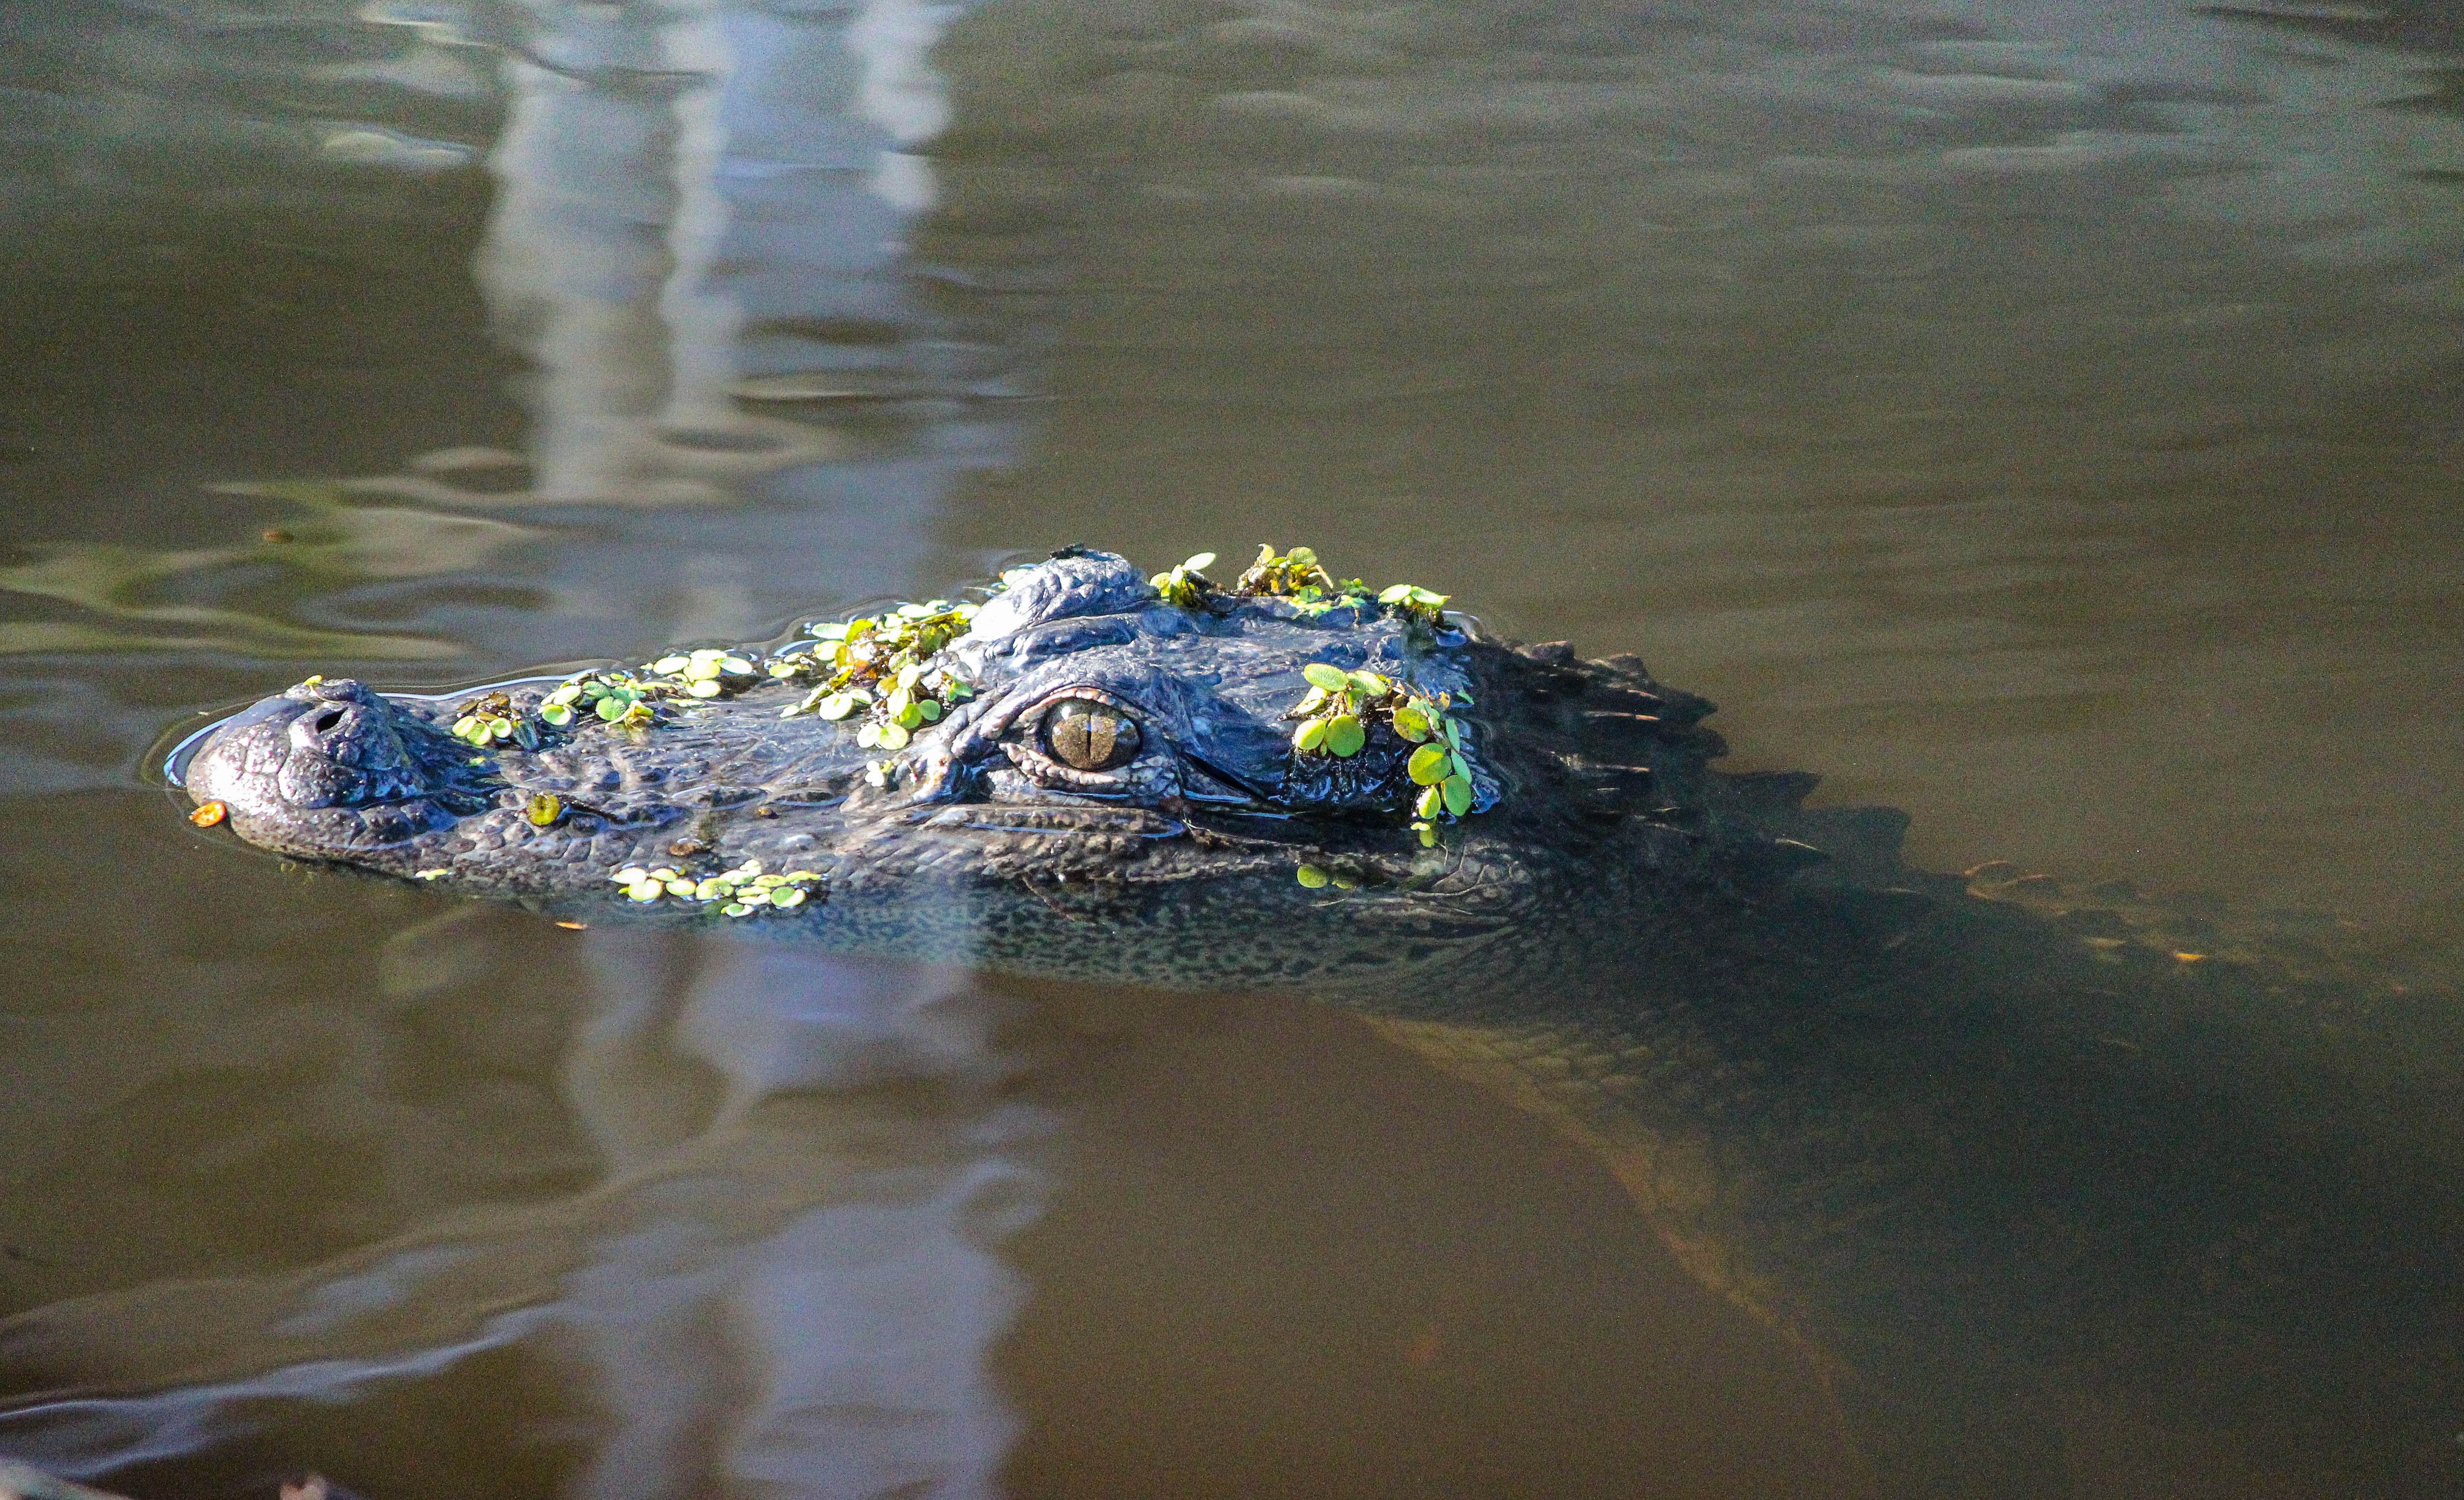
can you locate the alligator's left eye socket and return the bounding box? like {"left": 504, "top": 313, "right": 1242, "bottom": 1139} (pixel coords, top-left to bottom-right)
{"left": 1040, "top": 697, "right": 1142, "bottom": 771}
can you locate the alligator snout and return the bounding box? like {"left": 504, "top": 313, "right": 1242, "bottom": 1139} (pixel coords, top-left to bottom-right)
{"left": 293, "top": 698, "right": 354, "bottom": 750}
{"left": 186, "top": 678, "right": 476, "bottom": 855}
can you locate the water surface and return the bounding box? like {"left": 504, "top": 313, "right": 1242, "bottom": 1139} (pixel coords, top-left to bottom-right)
{"left": 1, "top": 0, "right": 2459, "bottom": 1495}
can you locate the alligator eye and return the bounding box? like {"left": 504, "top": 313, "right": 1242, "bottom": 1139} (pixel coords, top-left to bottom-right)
{"left": 1040, "top": 697, "right": 1142, "bottom": 771}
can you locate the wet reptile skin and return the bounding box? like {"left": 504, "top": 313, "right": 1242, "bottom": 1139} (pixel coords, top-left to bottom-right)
{"left": 183, "top": 551, "right": 2464, "bottom": 1499}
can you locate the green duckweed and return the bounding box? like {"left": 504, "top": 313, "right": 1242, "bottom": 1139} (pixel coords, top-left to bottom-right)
{"left": 1287, "top": 662, "right": 1392, "bottom": 761}
{"left": 1232, "top": 545, "right": 1372, "bottom": 617}
{"left": 605, "top": 858, "right": 823, "bottom": 917}
{"left": 773, "top": 600, "right": 977, "bottom": 767}
{"left": 1149, "top": 552, "right": 1217, "bottom": 609}
{"left": 636, "top": 647, "right": 760, "bottom": 704}
{"left": 545, "top": 671, "right": 665, "bottom": 731}
{"left": 1377, "top": 582, "right": 1450, "bottom": 629}
{"left": 1235, "top": 548, "right": 1480, "bottom": 876}
{"left": 449, "top": 691, "right": 521, "bottom": 748}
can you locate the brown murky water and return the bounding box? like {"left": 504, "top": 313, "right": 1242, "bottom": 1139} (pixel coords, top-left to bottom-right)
{"left": 1, "top": 0, "right": 2459, "bottom": 1496}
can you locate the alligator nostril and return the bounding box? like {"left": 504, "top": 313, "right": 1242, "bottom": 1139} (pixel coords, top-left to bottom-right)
{"left": 311, "top": 708, "right": 346, "bottom": 736}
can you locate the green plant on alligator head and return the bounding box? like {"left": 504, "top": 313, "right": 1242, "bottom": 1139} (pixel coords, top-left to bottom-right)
{"left": 1396, "top": 687, "right": 1475, "bottom": 843}
{"left": 1377, "top": 582, "right": 1450, "bottom": 631}
{"left": 1149, "top": 552, "right": 1217, "bottom": 608}
{"left": 441, "top": 540, "right": 1487, "bottom": 877}
{"left": 1287, "top": 662, "right": 1389, "bottom": 758}
{"left": 1285, "top": 663, "right": 1478, "bottom": 856}
{"left": 606, "top": 858, "right": 823, "bottom": 917}
{"left": 646, "top": 648, "right": 759, "bottom": 700}
{"left": 770, "top": 600, "right": 978, "bottom": 752}
{"left": 1232, "top": 545, "right": 1371, "bottom": 616}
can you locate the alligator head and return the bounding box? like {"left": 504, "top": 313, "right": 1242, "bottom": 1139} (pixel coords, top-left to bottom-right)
{"left": 183, "top": 549, "right": 1847, "bottom": 991}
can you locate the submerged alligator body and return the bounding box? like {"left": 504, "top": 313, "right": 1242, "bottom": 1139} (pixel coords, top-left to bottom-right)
{"left": 183, "top": 549, "right": 2464, "bottom": 1499}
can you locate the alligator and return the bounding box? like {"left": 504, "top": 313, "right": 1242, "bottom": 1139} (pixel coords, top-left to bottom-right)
{"left": 179, "top": 547, "right": 2464, "bottom": 1499}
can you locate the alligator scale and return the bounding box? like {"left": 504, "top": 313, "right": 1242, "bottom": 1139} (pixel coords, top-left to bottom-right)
{"left": 180, "top": 548, "right": 2464, "bottom": 1500}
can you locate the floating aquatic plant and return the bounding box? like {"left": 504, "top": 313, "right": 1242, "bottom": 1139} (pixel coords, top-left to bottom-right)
{"left": 1149, "top": 552, "right": 1217, "bottom": 609}
{"left": 552, "top": 672, "right": 663, "bottom": 730}
{"left": 1395, "top": 686, "right": 1476, "bottom": 844}
{"left": 1288, "top": 662, "right": 1388, "bottom": 758}
{"left": 1186, "top": 544, "right": 1450, "bottom": 630}
{"left": 1377, "top": 582, "right": 1450, "bottom": 630}
{"left": 607, "top": 858, "right": 822, "bottom": 917}
{"left": 772, "top": 600, "right": 977, "bottom": 754}
{"left": 1191, "top": 544, "right": 1483, "bottom": 858}
{"left": 449, "top": 690, "right": 537, "bottom": 749}
{"left": 461, "top": 651, "right": 758, "bottom": 754}
{"left": 1232, "top": 544, "right": 1373, "bottom": 617}
{"left": 646, "top": 648, "right": 757, "bottom": 700}
{"left": 444, "top": 672, "right": 660, "bottom": 752}
{"left": 1284, "top": 666, "right": 1478, "bottom": 849}
{"left": 1237, "top": 544, "right": 1333, "bottom": 598}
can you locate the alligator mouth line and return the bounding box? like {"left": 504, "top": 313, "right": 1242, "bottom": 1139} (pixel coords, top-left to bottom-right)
{"left": 1183, "top": 749, "right": 1275, "bottom": 804}
{"left": 914, "top": 807, "right": 1187, "bottom": 837}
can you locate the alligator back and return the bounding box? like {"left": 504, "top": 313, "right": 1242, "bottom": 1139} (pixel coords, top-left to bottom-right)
{"left": 1227, "top": 638, "right": 2463, "bottom": 1495}
{"left": 1342, "top": 674, "right": 2464, "bottom": 1497}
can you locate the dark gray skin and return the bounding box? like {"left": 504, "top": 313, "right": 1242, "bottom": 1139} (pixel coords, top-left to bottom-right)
{"left": 183, "top": 551, "right": 2464, "bottom": 1499}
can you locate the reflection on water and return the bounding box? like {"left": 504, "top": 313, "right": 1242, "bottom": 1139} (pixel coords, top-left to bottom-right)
{"left": 0, "top": 483, "right": 531, "bottom": 659}
{"left": 4, "top": 0, "right": 1031, "bottom": 672}
{"left": 0, "top": 876, "right": 1041, "bottom": 1500}
{"left": 1, "top": 0, "right": 2463, "bottom": 1495}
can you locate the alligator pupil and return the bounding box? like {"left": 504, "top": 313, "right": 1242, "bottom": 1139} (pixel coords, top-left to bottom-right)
{"left": 1042, "top": 698, "right": 1139, "bottom": 771}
